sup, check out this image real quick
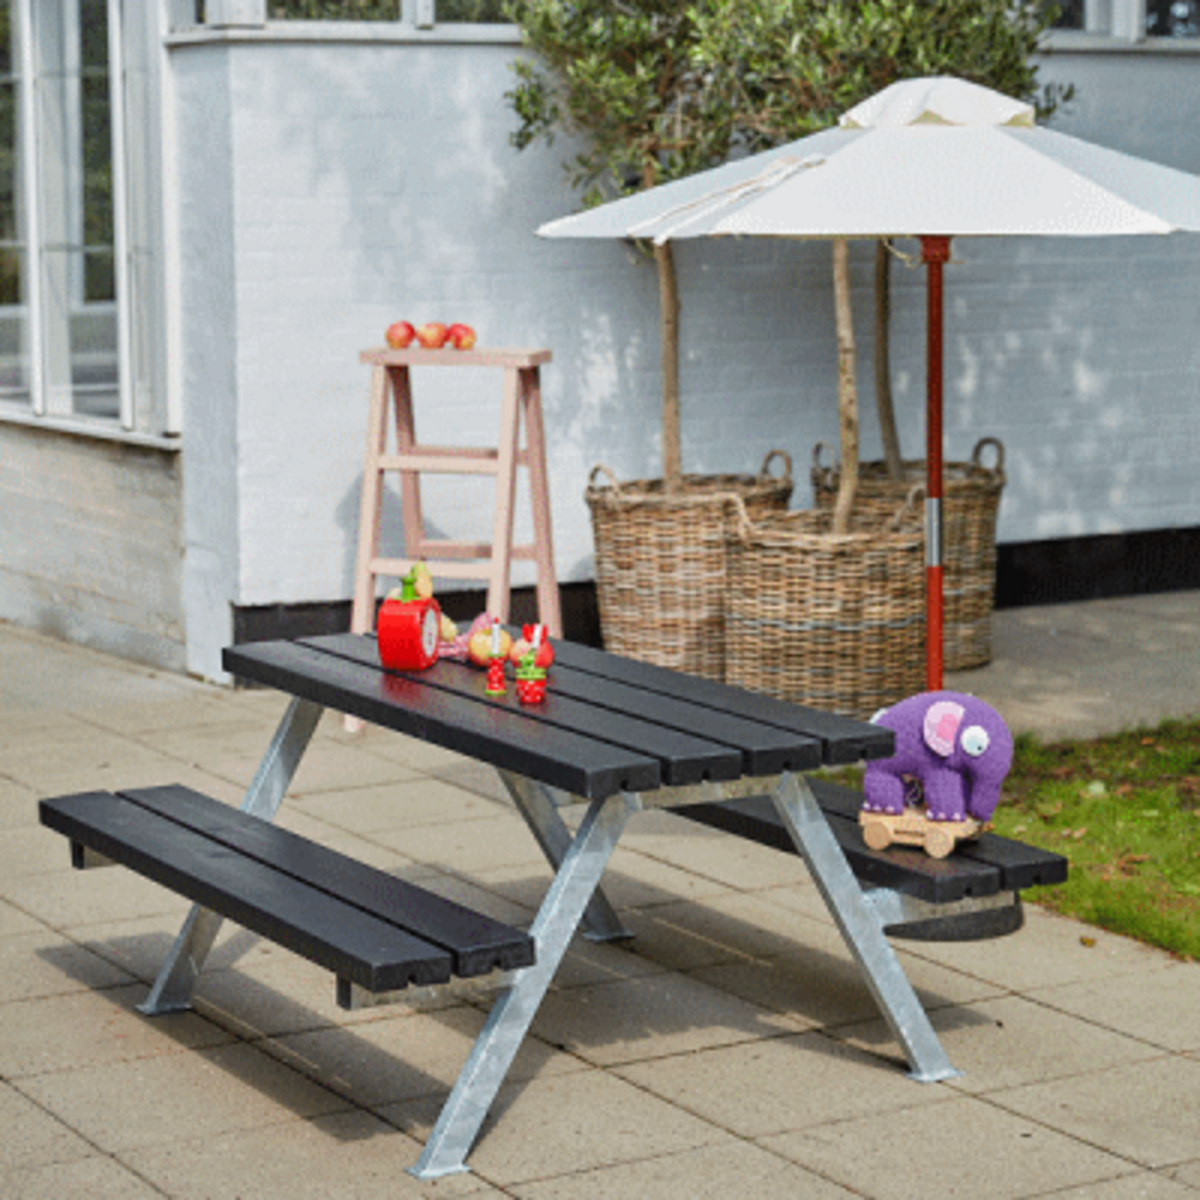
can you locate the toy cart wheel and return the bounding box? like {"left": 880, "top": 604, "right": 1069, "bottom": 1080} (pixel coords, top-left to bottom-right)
{"left": 861, "top": 819, "right": 893, "bottom": 852}
{"left": 924, "top": 825, "right": 956, "bottom": 859}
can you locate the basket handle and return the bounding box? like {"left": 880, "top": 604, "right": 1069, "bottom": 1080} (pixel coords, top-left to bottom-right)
{"left": 811, "top": 441, "right": 837, "bottom": 487}
{"left": 887, "top": 484, "right": 926, "bottom": 531}
{"left": 587, "top": 464, "right": 625, "bottom": 493}
{"left": 725, "top": 493, "right": 757, "bottom": 542}
{"left": 757, "top": 449, "right": 793, "bottom": 485}
{"left": 971, "top": 437, "right": 1005, "bottom": 474}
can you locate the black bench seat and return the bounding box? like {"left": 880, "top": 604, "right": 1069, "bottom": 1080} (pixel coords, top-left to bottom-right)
{"left": 39, "top": 785, "right": 535, "bottom": 997}
{"left": 675, "top": 777, "right": 1068, "bottom": 940}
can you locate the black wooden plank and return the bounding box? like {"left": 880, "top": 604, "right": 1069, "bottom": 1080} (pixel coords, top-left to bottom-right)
{"left": 545, "top": 638, "right": 894, "bottom": 767}
{"left": 118, "top": 785, "right": 534, "bottom": 978}
{"left": 673, "top": 793, "right": 1002, "bottom": 904}
{"left": 223, "top": 641, "right": 660, "bottom": 800}
{"left": 808, "top": 779, "right": 1070, "bottom": 893}
{"left": 301, "top": 635, "right": 743, "bottom": 787}
{"left": 40, "top": 792, "right": 452, "bottom": 992}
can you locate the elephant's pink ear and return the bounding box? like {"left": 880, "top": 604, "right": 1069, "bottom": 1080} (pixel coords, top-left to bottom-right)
{"left": 923, "top": 700, "right": 966, "bottom": 757}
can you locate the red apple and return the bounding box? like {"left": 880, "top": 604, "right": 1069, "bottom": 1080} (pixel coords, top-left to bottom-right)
{"left": 446, "top": 323, "right": 477, "bottom": 350}
{"left": 415, "top": 322, "right": 449, "bottom": 349}
{"left": 385, "top": 320, "right": 415, "bottom": 349}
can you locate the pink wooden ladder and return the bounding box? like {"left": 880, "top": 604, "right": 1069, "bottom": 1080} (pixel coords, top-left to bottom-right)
{"left": 349, "top": 347, "right": 562, "bottom": 723}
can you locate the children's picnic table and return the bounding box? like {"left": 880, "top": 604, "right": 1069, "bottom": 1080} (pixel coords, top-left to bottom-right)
{"left": 42, "top": 632, "right": 1065, "bottom": 1179}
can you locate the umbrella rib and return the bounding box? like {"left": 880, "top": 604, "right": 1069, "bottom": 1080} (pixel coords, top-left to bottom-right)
{"left": 627, "top": 157, "right": 811, "bottom": 244}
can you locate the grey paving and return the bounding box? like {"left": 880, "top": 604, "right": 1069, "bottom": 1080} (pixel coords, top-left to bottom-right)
{"left": 1, "top": 600, "right": 1198, "bottom": 1198}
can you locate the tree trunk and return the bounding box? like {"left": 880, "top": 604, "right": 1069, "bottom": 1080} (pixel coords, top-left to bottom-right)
{"left": 655, "top": 241, "right": 683, "bottom": 491}
{"left": 832, "top": 238, "right": 859, "bottom": 535}
{"left": 875, "top": 240, "right": 904, "bottom": 481}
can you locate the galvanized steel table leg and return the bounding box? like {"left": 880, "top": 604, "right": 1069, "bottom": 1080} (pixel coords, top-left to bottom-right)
{"left": 770, "top": 772, "right": 960, "bottom": 1083}
{"left": 137, "top": 697, "right": 324, "bottom": 1016}
{"left": 498, "top": 770, "right": 632, "bottom": 942}
{"left": 411, "top": 791, "right": 640, "bottom": 1179}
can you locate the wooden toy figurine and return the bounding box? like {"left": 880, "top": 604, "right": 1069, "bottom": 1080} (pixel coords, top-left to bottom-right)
{"left": 377, "top": 564, "right": 442, "bottom": 672}
{"left": 858, "top": 691, "right": 1014, "bottom": 859}
{"left": 485, "top": 618, "right": 508, "bottom": 696}
{"left": 515, "top": 650, "right": 548, "bottom": 704}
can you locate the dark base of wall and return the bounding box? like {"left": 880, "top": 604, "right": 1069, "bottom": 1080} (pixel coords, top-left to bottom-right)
{"left": 233, "top": 526, "right": 1200, "bottom": 648}
{"left": 233, "top": 581, "right": 604, "bottom": 647}
{"left": 994, "top": 527, "right": 1200, "bottom": 609}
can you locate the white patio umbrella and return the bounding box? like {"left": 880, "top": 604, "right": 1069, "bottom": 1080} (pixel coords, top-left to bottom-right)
{"left": 538, "top": 76, "right": 1200, "bottom": 690}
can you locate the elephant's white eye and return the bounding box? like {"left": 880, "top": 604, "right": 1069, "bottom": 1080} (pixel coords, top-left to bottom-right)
{"left": 962, "top": 725, "right": 990, "bottom": 758}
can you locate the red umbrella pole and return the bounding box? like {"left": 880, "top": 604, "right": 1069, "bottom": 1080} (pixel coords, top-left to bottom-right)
{"left": 921, "top": 236, "right": 952, "bottom": 692}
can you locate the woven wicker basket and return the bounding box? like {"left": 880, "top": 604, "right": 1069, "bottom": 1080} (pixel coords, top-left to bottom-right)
{"left": 586, "top": 451, "right": 793, "bottom": 681}
{"left": 811, "top": 438, "right": 1005, "bottom": 671}
{"left": 724, "top": 495, "right": 926, "bottom": 718}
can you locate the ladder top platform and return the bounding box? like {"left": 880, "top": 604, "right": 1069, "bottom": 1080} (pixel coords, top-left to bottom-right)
{"left": 361, "top": 347, "right": 553, "bottom": 369}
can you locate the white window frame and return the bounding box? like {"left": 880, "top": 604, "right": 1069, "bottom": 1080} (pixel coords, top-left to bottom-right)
{"left": 0, "top": 0, "right": 174, "bottom": 448}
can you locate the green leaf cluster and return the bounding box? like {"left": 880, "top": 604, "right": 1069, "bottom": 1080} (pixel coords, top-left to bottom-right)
{"left": 504, "top": 0, "right": 1073, "bottom": 206}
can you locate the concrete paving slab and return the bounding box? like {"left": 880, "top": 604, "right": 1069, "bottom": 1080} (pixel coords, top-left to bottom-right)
{"left": 0, "top": 858, "right": 192, "bottom": 929}
{"left": 1026, "top": 961, "right": 1200, "bottom": 1053}
{"left": 374, "top": 811, "right": 557, "bottom": 875}
{"left": 262, "top": 1003, "right": 584, "bottom": 1109}
{"left": 837, "top": 993, "right": 1163, "bottom": 1093}
{"left": 291, "top": 776, "right": 496, "bottom": 835}
{"left": 895, "top": 904, "right": 1178, "bottom": 991}
{"left": 0, "top": 1154, "right": 167, "bottom": 1199}
{"left": 1044, "top": 1171, "right": 1200, "bottom": 1199}
{"left": 121, "top": 1110, "right": 502, "bottom": 1199}
{"left": 988, "top": 1056, "right": 1200, "bottom": 1170}
{"left": 0, "top": 1079, "right": 96, "bottom": 1171}
{"left": 0, "top": 926, "right": 135, "bottom": 1003}
{"left": 529, "top": 970, "right": 806, "bottom": 1067}
{"left": 509, "top": 1139, "right": 860, "bottom": 1198}
{"left": 615, "top": 1030, "right": 952, "bottom": 1138}
{"left": 618, "top": 809, "right": 814, "bottom": 890}
{"left": 0, "top": 984, "right": 231, "bottom": 1079}
{"left": 762, "top": 1091, "right": 1132, "bottom": 1199}
{"left": 1167, "top": 1159, "right": 1200, "bottom": 1189}
{"left": 18, "top": 1041, "right": 351, "bottom": 1155}
{"left": 386, "top": 1068, "right": 734, "bottom": 1187}
{"left": 947, "top": 593, "right": 1200, "bottom": 741}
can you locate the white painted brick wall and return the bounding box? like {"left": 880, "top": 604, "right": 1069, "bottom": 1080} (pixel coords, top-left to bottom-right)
{"left": 171, "top": 33, "right": 1200, "bottom": 676}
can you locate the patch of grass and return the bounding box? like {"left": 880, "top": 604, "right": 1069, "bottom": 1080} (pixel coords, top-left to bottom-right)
{"left": 990, "top": 718, "right": 1200, "bottom": 960}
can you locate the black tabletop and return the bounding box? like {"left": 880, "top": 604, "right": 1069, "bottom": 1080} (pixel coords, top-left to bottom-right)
{"left": 223, "top": 634, "right": 893, "bottom": 801}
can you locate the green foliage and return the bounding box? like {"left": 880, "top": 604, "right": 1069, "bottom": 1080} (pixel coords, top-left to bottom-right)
{"left": 992, "top": 720, "right": 1200, "bottom": 960}
{"left": 503, "top": 0, "right": 1073, "bottom": 206}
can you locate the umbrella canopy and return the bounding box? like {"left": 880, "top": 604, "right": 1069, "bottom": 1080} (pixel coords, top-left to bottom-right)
{"left": 538, "top": 76, "right": 1200, "bottom": 690}
{"left": 538, "top": 77, "right": 1200, "bottom": 244}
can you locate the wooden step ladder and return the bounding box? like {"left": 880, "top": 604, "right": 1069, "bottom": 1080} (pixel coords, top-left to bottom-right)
{"left": 350, "top": 346, "right": 563, "bottom": 673}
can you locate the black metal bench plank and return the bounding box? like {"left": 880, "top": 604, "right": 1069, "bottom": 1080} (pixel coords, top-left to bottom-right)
{"left": 223, "top": 641, "right": 661, "bottom": 800}
{"left": 118, "top": 785, "right": 535, "bottom": 978}
{"left": 516, "top": 666, "right": 823, "bottom": 776}
{"left": 545, "top": 638, "right": 895, "bottom": 767}
{"left": 673, "top": 793, "right": 1001, "bottom": 903}
{"left": 301, "top": 635, "right": 744, "bottom": 787}
{"left": 807, "top": 779, "right": 1070, "bottom": 892}
{"left": 40, "top": 791, "right": 452, "bottom": 992}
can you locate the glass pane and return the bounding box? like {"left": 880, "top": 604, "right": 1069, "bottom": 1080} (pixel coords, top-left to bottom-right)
{"left": 34, "top": 0, "right": 120, "bottom": 420}
{"left": 0, "top": 1, "right": 13, "bottom": 78}
{"left": 0, "top": 79, "right": 16, "bottom": 241}
{"left": 79, "top": 0, "right": 108, "bottom": 70}
{"left": 267, "top": 1, "right": 400, "bottom": 18}
{"left": 436, "top": 0, "right": 508, "bottom": 20}
{"left": 1146, "top": 0, "right": 1200, "bottom": 34}
{"left": 0, "top": 246, "right": 30, "bottom": 402}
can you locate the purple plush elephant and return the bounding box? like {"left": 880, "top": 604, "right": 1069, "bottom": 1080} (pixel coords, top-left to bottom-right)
{"left": 863, "top": 691, "right": 1014, "bottom": 823}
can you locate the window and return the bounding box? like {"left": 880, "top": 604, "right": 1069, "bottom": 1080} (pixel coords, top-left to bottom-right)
{"left": 1049, "top": 0, "right": 1200, "bottom": 36}
{"left": 0, "top": 0, "right": 165, "bottom": 440}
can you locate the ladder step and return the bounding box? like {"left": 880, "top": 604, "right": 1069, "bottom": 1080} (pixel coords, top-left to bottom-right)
{"left": 371, "top": 558, "right": 500, "bottom": 581}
